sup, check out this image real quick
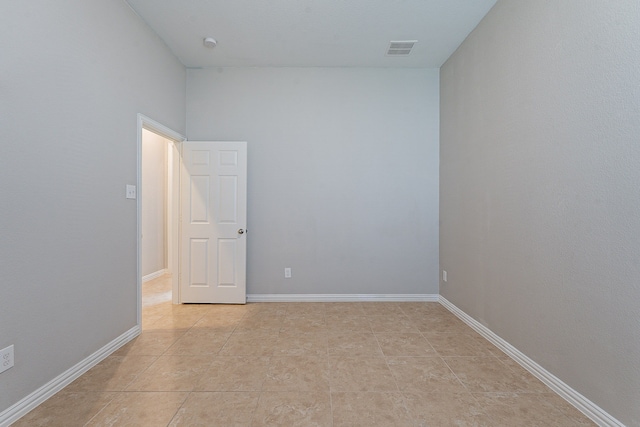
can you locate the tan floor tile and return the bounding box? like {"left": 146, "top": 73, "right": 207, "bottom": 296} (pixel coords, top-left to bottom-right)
{"left": 144, "top": 283, "right": 170, "bottom": 293}
{"left": 17, "top": 296, "right": 595, "bottom": 427}
{"left": 444, "top": 356, "right": 537, "bottom": 393}
{"left": 219, "top": 331, "right": 280, "bottom": 356}
{"left": 332, "top": 392, "right": 412, "bottom": 427}
{"left": 142, "top": 290, "right": 172, "bottom": 307}
{"left": 164, "top": 330, "right": 230, "bottom": 355}
{"left": 263, "top": 356, "right": 329, "bottom": 392}
{"left": 375, "top": 333, "right": 436, "bottom": 357}
{"left": 142, "top": 301, "right": 174, "bottom": 317}
{"left": 235, "top": 314, "right": 285, "bottom": 332}
{"left": 245, "top": 302, "right": 288, "bottom": 315}
{"left": 141, "top": 315, "right": 163, "bottom": 330}
{"left": 413, "top": 314, "right": 474, "bottom": 334}
{"left": 426, "top": 332, "right": 498, "bottom": 357}
{"left": 329, "top": 357, "right": 398, "bottom": 392}
{"left": 111, "top": 331, "right": 184, "bottom": 356}
{"left": 367, "top": 315, "right": 420, "bottom": 333}
{"left": 280, "top": 314, "right": 326, "bottom": 333}
{"left": 191, "top": 313, "right": 243, "bottom": 332}
{"left": 168, "top": 392, "right": 260, "bottom": 426}
{"left": 85, "top": 391, "right": 187, "bottom": 426}
{"left": 11, "top": 391, "right": 117, "bottom": 427}
{"left": 398, "top": 302, "right": 448, "bottom": 317}
{"left": 324, "top": 302, "right": 366, "bottom": 315}
{"left": 540, "top": 392, "right": 597, "bottom": 426}
{"left": 386, "top": 357, "right": 466, "bottom": 393}
{"left": 146, "top": 313, "right": 204, "bottom": 332}
{"left": 250, "top": 391, "right": 332, "bottom": 426}
{"left": 402, "top": 391, "right": 493, "bottom": 426}
{"left": 125, "top": 355, "right": 212, "bottom": 391}
{"left": 285, "top": 302, "right": 327, "bottom": 316}
{"left": 195, "top": 356, "right": 270, "bottom": 391}
{"left": 360, "top": 302, "right": 406, "bottom": 317}
{"left": 328, "top": 332, "right": 384, "bottom": 357}
{"left": 473, "top": 392, "right": 591, "bottom": 426}
{"left": 272, "top": 331, "right": 328, "bottom": 356}
{"left": 325, "top": 314, "right": 372, "bottom": 332}
{"left": 496, "top": 356, "right": 554, "bottom": 393}
{"left": 198, "top": 304, "right": 251, "bottom": 317}
{"left": 165, "top": 303, "right": 214, "bottom": 316}
{"left": 65, "top": 355, "right": 157, "bottom": 392}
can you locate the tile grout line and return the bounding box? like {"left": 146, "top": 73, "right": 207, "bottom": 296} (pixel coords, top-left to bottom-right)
{"left": 370, "top": 303, "right": 416, "bottom": 424}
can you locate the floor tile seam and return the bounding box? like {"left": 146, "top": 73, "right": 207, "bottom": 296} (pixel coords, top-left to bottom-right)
{"left": 244, "top": 389, "right": 263, "bottom": 426}
{"left": 440, "top": 355, "right": 500, "bottom": 360}
{"left": 165, "top": 390, "right": 193, "bottom": 427}
{"left": 372, "top": 332, "right": 404, "bottom": 398}
{"left": 426, "top": 346, "right": 500, "bottom": 359}
{"left": 81, "top": 391, "right": 118, "bottom": 427}
{"left": 89, "top": 390, "right": 191, "bottom": 394}
{"left": 437, "top": 355, "right": 471, "bottom": 393}
{"left": 373, "top": 331, "right": 439, "bottom": 357}
{"left": 210, "top": 327, "right": 236, "bottom": 355}
{"left": 156, "top": 332, "right": 188, "bottom": 359}
{"left": 124, "top": 357, "right": 218, "bottom": 393}
{"left": 467, "top": 391, "right": 578, "bottom": 426}
{"left": 328, "top": 383, "right": 335, "bottom": 427}
{"left": 82, "top": 390, "right": 191, "bottom": 427}
{"left": 441, "top": 356, "right": 545, "bottom": 395}
{"left": 415, "top": 330, "right": 440, "bottom": 355}
{"left": 115, "top": 354, "right": 160, "bottom": 391}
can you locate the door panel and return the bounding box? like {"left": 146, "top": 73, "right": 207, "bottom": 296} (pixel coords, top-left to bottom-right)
{"left": 180, "top": 141, "right": 247, "bottom": 304}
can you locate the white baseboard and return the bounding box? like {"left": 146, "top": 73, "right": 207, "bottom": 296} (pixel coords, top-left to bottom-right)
{"left": 142, "top": 269, "right": 168, "bottom": 283}
{"left": 0, "top": 325, "right": 141, "bottom": 427}
{"left": 247, "top": 294, "right": 439, "bottom": 302}
{"left": 438, "top": 296, "right": 624, "bottom": 427}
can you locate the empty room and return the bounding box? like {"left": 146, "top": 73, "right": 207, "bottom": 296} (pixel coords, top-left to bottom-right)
{"left": 1, "top": 1, "right": 638, "bottom": 426}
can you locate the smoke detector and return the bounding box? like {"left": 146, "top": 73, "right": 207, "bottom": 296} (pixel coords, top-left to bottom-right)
{"left": 203, "top": 37, "right": 217, "bottom": 48}
{"left": 386, "top": 40, "right": 417, "bottom": 56}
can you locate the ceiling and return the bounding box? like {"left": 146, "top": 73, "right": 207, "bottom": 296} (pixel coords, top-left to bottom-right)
{"left": 125, "top": 0, "right": 497, "bottom": 68}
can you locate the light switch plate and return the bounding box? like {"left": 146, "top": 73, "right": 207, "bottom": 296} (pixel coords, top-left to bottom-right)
{"left": 126, "top": 185, "right": 137, "bottom": 199}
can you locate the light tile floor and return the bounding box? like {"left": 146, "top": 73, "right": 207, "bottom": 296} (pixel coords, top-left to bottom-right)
{"left": 14, "top": 275, "right": 595, "bottom": 426}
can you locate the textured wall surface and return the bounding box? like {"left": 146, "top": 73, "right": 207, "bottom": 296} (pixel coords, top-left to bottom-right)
{"left": 0, "top": 0, "right": 185, "bottom": 413}
{"left": 187, "top": 67, "right": 439, "bottom": 295}
{"left": 440, "top": 1, "right": 640, "bottom": 425}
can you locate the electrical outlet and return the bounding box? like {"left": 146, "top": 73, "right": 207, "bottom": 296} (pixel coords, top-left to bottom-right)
{"left": 442, "top": 270, "right": 448, "bottom": 282}
{"left": 284, "top": 268, "right": 292, "bottom": 279}
{"left": 0, "top": 345, "right": 14, "bottom": 374}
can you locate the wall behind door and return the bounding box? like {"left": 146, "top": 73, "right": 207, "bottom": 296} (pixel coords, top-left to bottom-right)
{"left": 141, "top": 129, "right": 168, "bottom": 277}
{"left": 187, "top": 67, "right": 439, "bottom": 295}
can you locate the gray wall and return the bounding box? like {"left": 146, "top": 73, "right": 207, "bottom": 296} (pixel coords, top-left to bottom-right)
{"left": 0, "top": 0, "right": 185, "bottom": 413}
{"left": 187, "top": 67, "right": 439, "bottom": 295}
{"left": 440, "top": 1, "right": 640, "bottom": 425}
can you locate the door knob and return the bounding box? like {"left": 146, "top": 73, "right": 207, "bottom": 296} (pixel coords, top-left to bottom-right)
{"left": 238, "top": 229, "right": 245, "bottom": 235}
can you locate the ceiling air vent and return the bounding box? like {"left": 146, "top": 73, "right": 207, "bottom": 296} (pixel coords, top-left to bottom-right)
{"left": 386, "top": 40, "right": 417, "bottom": 56}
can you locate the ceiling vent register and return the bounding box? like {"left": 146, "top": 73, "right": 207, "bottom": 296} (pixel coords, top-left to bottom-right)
{"left": 386, "top": 40, "right": 417, "bottom": 56}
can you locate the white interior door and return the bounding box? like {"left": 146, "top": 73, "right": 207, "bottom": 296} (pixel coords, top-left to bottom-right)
{"left": 180, "top": 141, "right": 247, "bottom": 304}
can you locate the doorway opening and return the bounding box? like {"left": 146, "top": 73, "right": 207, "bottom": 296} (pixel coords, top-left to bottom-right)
{"left": 136, "top": 114, "right": 184, "bottom": 328}
{"left": 141, "top": 129, "right": 171, "bottom": 315}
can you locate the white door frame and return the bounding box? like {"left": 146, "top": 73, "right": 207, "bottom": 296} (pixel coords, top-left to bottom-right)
{"left": 136, "top": 114, "right": 185, "bottom": 327}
